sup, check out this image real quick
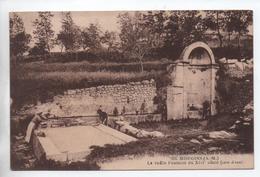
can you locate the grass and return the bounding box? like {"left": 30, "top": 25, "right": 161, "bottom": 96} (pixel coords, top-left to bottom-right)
{"left": 17, "top": 71, "right": 162, "bottom": 85}
{"left": 11, "top": 60, "right": 167, "bottom": 108}
{"left": 15, "top": 60, "right": 171, "bottom": 73}
{"left": 11, "top": 61, "right": 169, "bottom": 89}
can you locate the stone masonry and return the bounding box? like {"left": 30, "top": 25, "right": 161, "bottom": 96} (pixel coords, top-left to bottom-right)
{"left": 29, "top": 79, "right": 157, "bottom": 117}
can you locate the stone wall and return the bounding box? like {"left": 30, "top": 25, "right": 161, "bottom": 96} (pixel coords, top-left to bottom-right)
{"left": 114, "top": 114, "right": 162, "bottom": 124}
{"left": 30, "top": 79, "right": 157, "bottom": 117}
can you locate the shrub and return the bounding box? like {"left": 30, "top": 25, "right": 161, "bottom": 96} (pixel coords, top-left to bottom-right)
{"left": 212, "top": 46, "right": 253, "bottom": 60}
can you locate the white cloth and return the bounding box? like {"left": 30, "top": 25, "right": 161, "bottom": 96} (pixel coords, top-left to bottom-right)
{"left": 25, "top": 122, "right": 36, "bottom": 143}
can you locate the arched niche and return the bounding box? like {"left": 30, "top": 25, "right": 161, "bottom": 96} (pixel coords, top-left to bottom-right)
{"left": 179, "top": 41, "right": 215, "bottom": 65}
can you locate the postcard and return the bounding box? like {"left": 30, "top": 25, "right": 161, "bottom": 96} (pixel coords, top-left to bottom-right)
{"left": 10, "top": 10, "right": 253, "bottom": 170}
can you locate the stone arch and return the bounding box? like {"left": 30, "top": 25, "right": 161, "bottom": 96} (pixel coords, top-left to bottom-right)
{"left": 179, "top": 41, "right": 215, "bottom": 64}
{"left": 166, "top": 41, "right": 219, "bottom": 120}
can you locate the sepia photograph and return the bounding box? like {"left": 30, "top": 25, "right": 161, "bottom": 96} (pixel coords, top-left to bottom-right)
{"left": 9, "top": 10, "right": 253, "bottom": 170}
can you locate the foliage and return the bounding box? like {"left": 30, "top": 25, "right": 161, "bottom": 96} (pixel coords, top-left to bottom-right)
{"left": 212, "top": 46, "right": 253, "bottom": 59}
{"left": 204, "top": 11, "right": 225, "bottom": 47}
{"left": 10, "top": 13, "right": 31, "bottom": 59}
{"left": 224, "top": 10, "right": 253, "bottom": 49}
{"left": 101, "top": 30, "right": 118, "bottom": 52}
{"left": 32, "top": 12, "right": 55, "bottom": 53}
{"left": 57, "top": 12, "right": 82, "bottom": 52}
{"left": 164, "top": 11, "right": 207, "bottom": 53}
{"left": 81, "top": 23, "right": 102, "bottom": 52}
{"left": 203, "top": 10, "right": 253, "bottom": 50}
{"left": 28, "top": 44, "right": 48, "bottom": 56}
{"left": 118, "top": 12, "right": 164, "bottom": 72}
{"left": 216, "top": 66, "right": 253, "bottom": 113}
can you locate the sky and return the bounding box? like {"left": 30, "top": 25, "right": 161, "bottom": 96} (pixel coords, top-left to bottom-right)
{"left": 12, "top": 11, "right": 122, "bottom": 51}
{"left": 15, "top": 11, "right": 121, "bottom": 34}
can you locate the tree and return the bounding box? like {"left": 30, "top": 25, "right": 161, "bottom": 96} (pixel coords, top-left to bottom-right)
{"left": 163, "top": 11, "right": 207, "bottom": 57}
{"left": 204, "top": 11, "right": 225, "bottom": 47}
{"left": 56, "top": 12, "right": 81, "bottom": 52}
{"left": 118, "top": 12, "right": 163, "bottom": 72}
{"left": 33, "top": 12, "right": 55, "bottom": 54}
{"left": 177, "top": 11, "right": 206, "bottom": 45}
{"left": 224, "top": 10, "right": 253, "bottom": 49}
{"left": 144, "top": 11, "right": 165, "bottom": 35}
{"left": 55, "top": 37, "right": 65, "bottom": 53}
{"left": 81, "top": 23, "right": 102, "bottom": 52}
{"left": 118, "top": 12, "right": 136, "bottom": 53}
{"left": 142, "top": 11, "right": 166, "bottom": 56}
{"left": 163, "top": 11, "right": 181, "bottom": 54}
{"left": 10, "top": 13, "right": 31, "bottom": 60}
{"left": 101, "top": 31, "right": 118, "bottom": 52}
{"left": 28, "top": 45, "right": 48, "bottom": 56}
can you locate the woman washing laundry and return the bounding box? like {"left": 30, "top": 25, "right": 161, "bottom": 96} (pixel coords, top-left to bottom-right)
{"left": 25, "top": 112, "right": 48, "bottom": 143}
{"left": 97, "top": 106, "right": 108, "bottom": 125}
